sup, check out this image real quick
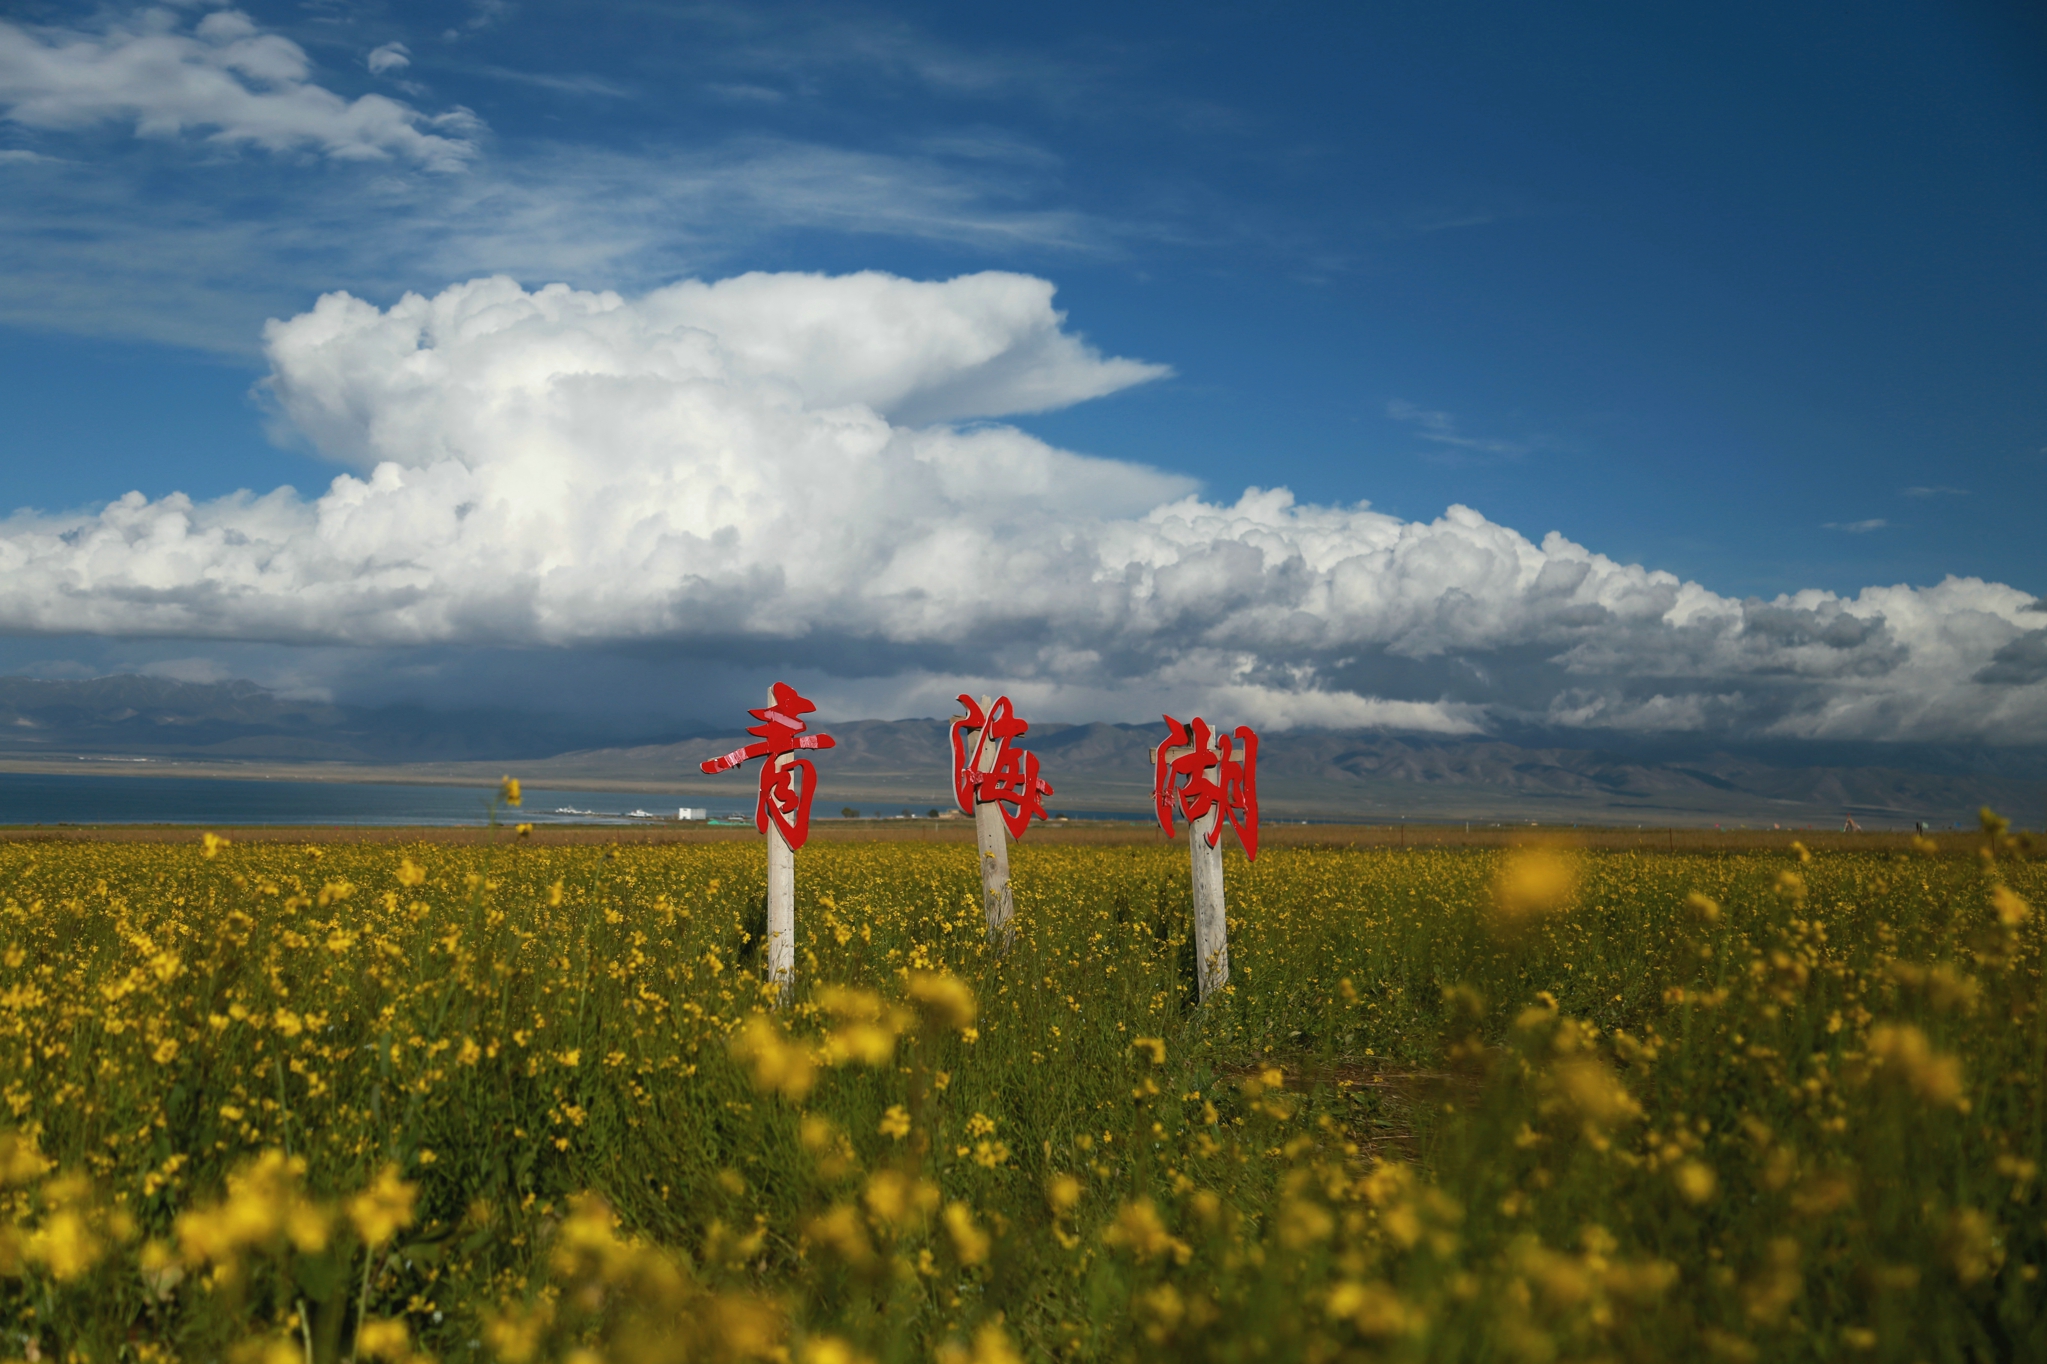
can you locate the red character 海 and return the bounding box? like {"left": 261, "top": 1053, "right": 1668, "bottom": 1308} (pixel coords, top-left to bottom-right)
{"left": 951, "top": 694, "right": 1053, "bottom": 840}
{"left": 700, "top": 681, "right": 836, "bottom": 850}
{"left": 1152, "top": 715, "right": 1259, "bottom": 860}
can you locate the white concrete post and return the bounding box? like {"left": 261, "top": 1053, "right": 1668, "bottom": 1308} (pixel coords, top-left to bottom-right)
{"left": 975, "top": 799, "right": 1015, "bottom": 949}
{"left": 966, "top": 696, "right": 1016, "bottom": 949}
{"left": 764, "top": 754, "right": 797, "bottom": 1004}
{"left": 1188, "top": 798, "right": 1230, "bottom": 1002}
{"left": 1154, "top": 722, "right": 1232, "bottom": 1003}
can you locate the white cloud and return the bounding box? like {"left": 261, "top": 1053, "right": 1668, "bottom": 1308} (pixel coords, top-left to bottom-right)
{"left": 139, "top": 656, "right": 235, "bottom": 685}
{"left": 1823, "top": 519, "right": 1889, "bottom": 533}
{"left": 0, "top": 269, "right": 2040, "bottom": 741}
{"left": 0, "top": 136, "right": 1109, "bottom": 355}
{"left": 366, "top": 43, "right": 411, "bottom": 77}
{"left": 473, "top": 66, "right": 633, "bottom": 99}
{"left": 0, "top": 10, "right": 478, "bottom": 170}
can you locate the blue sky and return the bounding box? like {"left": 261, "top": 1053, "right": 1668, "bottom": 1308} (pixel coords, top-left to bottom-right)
{"left": 1, "top": 0, "right": 2044, "bottom": 742}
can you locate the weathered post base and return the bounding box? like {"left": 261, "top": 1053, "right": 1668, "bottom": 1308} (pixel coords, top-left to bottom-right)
{"left": 765, "top": 819, "right": 795, "bottom": 1005}
{"left": 975, "top": 799, "right": 1016, "bottom": 951}
{"left": 1189, "top": 805, "right": 1230, "bottom": 1001}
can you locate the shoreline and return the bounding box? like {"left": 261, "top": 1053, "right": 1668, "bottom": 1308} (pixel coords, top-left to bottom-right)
{"left": 0, "top": 820, "right": 1981, "bottom": 853}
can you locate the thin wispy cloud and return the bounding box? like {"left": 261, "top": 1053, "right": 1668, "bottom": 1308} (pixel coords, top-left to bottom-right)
{"left": 1387, "top": 399, "right": 1531, "bottom": 459}
{"left": 0, "top": 4, "right": 1272, "bottom": 356}
{"left": 471, "top": 65, "right": 636, "bottom": 99}
{"left": 0, "top": 130, "right": 1113, "bottom": 354}
{"left": 1903, "top": 485, "right": 1968, "bottom": 498}
{"left": 1823, "top": 519, "right": 1889, "bottom": 533}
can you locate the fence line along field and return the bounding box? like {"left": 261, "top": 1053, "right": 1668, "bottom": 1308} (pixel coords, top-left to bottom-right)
{"left": 0, "top": 819, "right": 2041, "bottom": 1362}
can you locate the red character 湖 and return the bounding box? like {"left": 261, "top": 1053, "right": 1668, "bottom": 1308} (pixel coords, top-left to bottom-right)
{"left": 1152, "top": 715, "right": 1259, "bottom": 860}
{"left": 951, "top": 694, "right": 1053, "bottom": 840}
{"left": 700, "top": 681, "right": 836, "bottom": 850}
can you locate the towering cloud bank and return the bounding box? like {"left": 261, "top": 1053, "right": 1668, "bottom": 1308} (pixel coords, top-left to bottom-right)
{"left": 1, "top": 271, "right": 2040, "bottom": 739}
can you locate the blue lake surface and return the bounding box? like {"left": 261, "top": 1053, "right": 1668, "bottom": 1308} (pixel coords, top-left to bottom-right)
{"left": 0, "top": 771, "right": 748, "bottom": 827}
{"left": 0, "top": 770, "right": 1144, "bottom": 827}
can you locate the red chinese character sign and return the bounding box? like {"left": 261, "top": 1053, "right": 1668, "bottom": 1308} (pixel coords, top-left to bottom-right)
{"left": 700, "top": 681, "right": 835, "bottom": 1001}
{"left": 1152, "top": 715, "right": 1260, "bottom": 861}
{"left": 700, "top": 681, "right": 837, "bottom": 851}
{"left": 1150, "top": 715, "right": 1260, "bottom": 1003}
{"left": 950, "top": 693, "right": 1053, "bottom": 948}
{"left": 950, "top": 694, "right": 1054, "bottom": 839}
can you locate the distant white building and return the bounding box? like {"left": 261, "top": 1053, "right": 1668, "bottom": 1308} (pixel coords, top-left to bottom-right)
{"left": 677, "top": 807, "right": 707, "bottom": 821}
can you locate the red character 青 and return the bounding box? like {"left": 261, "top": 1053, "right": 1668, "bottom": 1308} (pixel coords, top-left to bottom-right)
{"left": 951, "top": 694, "right": 1054, "bottom": 839}
{"left": 700, "top": 681, "right": 836, "bottom": 850}
{"left": 1152, "top": 715, "right": 1260, "bottom": 860}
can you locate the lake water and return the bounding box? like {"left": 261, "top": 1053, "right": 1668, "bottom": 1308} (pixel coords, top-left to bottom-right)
{"left": 0, "top": 771, "right": 751, "bottom": 827}
{"left": 0, "top": 770, "right": 1141, "bottom": 827}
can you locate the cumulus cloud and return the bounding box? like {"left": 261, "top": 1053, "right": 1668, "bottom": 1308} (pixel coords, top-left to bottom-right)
{"left": 0, "top": 9, "right": 478, "bottom": 170}
{"left": 0, "top": 269, "right": 2041, "bottom": 741}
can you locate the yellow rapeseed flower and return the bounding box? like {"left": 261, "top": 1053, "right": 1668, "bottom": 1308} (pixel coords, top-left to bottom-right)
{"left": 355, "top": 1319, "right": 412, "bottom": 1361}
{"left": 175, "top": 1150, "right": 329, "bottom": 1265}
{"left": 728, "top": 1015, "right": 815, "bottom": 1101}
{"left": 799, "top": 1337, "right": 872, "bottom": 1364}
{"left": 1102, "top": 1197, "right": 1191, "bottom": 1264}
{"left": 862, "top": 1169, "right": 937, "bottom": 1228}
{"left": 347, "top": 1164, "right": 417, "bottom": 1247}
{"left": 26, "top": 1196, "right": 101, "bottom": 1281}
{"left": 1866, "top": 1024, "right": 1967, "bottom": 1109}
{"left": 942, "top": 1201, "right": 990, "bottom": 1265}
{"left": 1492, "top": 847, "right": 1578, "bottom": 922}
{"left": 905, "top": 971, "right": 976, "bottom": 1031}
{"left": 1326, "top": 1280, "right": 1420, "bottom": 1339}
{"left": 1674, "top": 1160, "right": 1718, "bottom": 1205}
{"left": 935, "top": 1323, "right": 1023, "bottom": 1364}
{"left": 1990, "top": 884, "right": 2032, "bottom": 927}
{"left": 0, "top": 1131, "right": 52, "bottom": 1185}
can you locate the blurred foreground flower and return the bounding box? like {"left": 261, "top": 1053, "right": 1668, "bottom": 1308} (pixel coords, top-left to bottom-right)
{"left": 347, "top": 1164, "right": 417, "bottom": 1247}
{"left": 905, "top": 971, "right": 977, "bottom": 1033}
{"left": 936, "top": 1322, "right": 1023, "bottom": 1364}
{"left": 175, "top": 1150, "right": 328, "bottom": 1270}
{"left": 1492, "top": 847, "right": 1579, "bottom": 923}
{"left": 730, "top": 1014, "right": 816, "bottom": 1101}
{"left": 1865, "top": 1023, "right": 1967, "bottom": 1109}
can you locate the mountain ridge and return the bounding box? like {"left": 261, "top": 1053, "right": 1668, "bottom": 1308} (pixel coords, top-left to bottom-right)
{"left": 2, "top": 676, "right": 2040, "bottom": 826}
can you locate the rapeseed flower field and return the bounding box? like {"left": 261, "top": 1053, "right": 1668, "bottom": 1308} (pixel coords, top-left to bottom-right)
{"left": 0, "top": 818, "right": 2040, "bottom": 1362}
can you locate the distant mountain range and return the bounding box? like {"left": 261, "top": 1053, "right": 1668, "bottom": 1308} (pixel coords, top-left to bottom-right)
{"left": 0, "top": 675, "right": 646, "bottom": 763}
{"left": 2, "top": 675, "right": 2042, "bottom": 827}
